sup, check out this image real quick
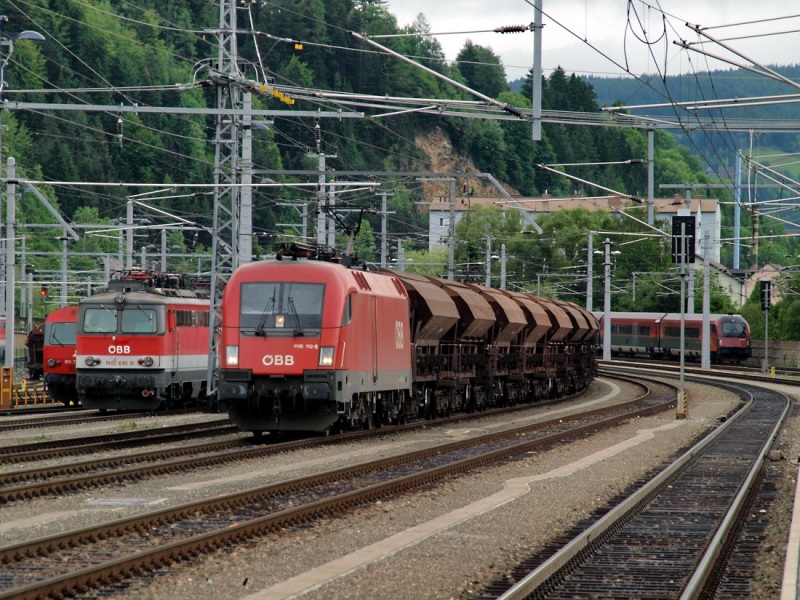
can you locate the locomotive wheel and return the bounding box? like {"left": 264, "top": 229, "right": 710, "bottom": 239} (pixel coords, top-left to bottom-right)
{"left": 424, "top": 387, "right": 434, "bottom": 420}
{"left": 364, "top": 413, "right": 374, "bottom": 430}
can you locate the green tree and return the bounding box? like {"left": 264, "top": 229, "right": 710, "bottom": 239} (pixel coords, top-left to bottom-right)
{"left": 454, "top": 40, "right": 507, "bottom": 98}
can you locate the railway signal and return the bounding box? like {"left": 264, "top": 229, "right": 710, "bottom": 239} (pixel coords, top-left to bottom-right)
{"left": 671, "top": 215, "right": 696, "bottom": 264}
{"left": 761, "top": 280, "right": 771, "bottom": 374}
{"left": 760, "top": 280, "right": 771, "bottom": 311}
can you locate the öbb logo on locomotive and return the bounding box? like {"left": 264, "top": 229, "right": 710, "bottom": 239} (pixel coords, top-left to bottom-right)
{"left": 261, "top": 354, "right": 295, "bottom": 366}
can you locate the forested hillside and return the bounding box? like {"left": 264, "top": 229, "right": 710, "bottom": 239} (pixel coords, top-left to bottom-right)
{"left": 587, "top": 68, "right": 800, "bottom": 170}
{"left": 3, "top": 0, "right": 708, "bottom": 220}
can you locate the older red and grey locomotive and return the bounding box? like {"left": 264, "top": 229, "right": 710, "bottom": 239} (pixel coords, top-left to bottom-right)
{"left": 76, "top": 269, "right": 211, "bottom": 410}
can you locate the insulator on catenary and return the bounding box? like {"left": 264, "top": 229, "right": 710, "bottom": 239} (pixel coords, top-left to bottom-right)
{"left": 494, "top": 24, "right": 529, "bottom": 34}
{"left": 502, "top": 104, "right": 526, "bottom": 119}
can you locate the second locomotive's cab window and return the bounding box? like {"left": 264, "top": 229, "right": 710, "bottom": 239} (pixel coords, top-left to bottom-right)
{"left": 82, "top": 307, "right": 118, "bottom": 333}
{"left": 82, "top": 305, "right": 164, "bottom": 334}
{"left": 240, "top": 282, "right": 324, "bottom": 333}
{"left": 121, "top": 306, "right": 159, "bottom": 333}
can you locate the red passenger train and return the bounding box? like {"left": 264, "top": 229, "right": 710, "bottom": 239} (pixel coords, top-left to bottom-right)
{"left": 593, "top": 311, "right": 752, "bottom": 363}
{"left": 76, "top": 270, "right": 211, "bottom": 410}
{"left": 217, "top": 243, "right": 599, "bottom": 435}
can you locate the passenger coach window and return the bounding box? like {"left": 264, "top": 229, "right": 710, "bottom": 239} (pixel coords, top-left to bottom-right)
{"left": 241, "top": 282, "right": 325, "bottom": 332}
{"left": 83, "top": 307, "right": 117, "bottom": 333}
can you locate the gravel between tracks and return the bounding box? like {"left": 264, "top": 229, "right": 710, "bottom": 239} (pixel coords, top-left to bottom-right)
{"left": 4, "top": 376, "right": 799, "bottom": 600}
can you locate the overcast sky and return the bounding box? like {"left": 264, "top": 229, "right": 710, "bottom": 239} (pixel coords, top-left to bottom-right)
{"left": 386, "top": 1, "right": 799, "bottom": 81}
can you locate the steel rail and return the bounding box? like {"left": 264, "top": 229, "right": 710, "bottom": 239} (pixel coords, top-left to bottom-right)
{"left": 493, "top": 370, "right": 790, "bottom": 600}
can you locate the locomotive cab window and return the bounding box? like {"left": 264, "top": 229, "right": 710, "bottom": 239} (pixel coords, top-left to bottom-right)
{"left": 722, "top": 320, "right": 747, "bottom": 337}
{"left": 82, "top": 307, "right": 118, "bottom": 333}
{"left": 82, "top": 305, "right": 164, "bottom": 334}
{"left": 121, "top": 306, "right": 160, "bottom": 334}
{"left": 240, "top": 282, "right": 324, "bottom": 335}
{"left": 48, "top": 322, "right": 76, "bottom": 346}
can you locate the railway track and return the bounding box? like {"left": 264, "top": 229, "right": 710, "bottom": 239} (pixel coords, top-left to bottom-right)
{"left": 475, "top": 371, "right": 791, "bottom": 599}
{"left": 0, "top": 406, "right": 209, "bottom": 433}
{"left": 2, "top": 385, "right": 653, "bottom": 503}
{"left": 606, "top": 356, "right": 800, "bottom": 380}
{"left": 0, "top": 376, "right": 675, "bottom": 599}
{"left": 0, "top": 383, "right": 637, "bottom": 501}
{"left": 1, "top": 418, "right": 238, "bottom": 462}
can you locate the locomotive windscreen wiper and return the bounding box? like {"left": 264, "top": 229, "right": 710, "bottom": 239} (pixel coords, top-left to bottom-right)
{"left": 254, "top": 297, "right": 275, "bottom": 336}
{"left": 287, "top": 296, "right": 304, "bottom": 336}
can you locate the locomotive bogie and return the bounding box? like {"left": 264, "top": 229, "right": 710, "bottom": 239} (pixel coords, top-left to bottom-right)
{"left": 222, "top": 363, "right": 413, "bottom": 432}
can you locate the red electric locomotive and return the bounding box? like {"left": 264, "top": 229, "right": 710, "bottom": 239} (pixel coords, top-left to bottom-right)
{"left": 76, "top": 270, "right": 211, "bottom": 410}
{"left": 593, "top": 311, "right": 751, "bottom": 363}
{"left": 219, "top": 256, "right": 413, "bottom": 433}
{"left": 41, "top": 305, "right": 79, "bottom": 405}
{"left": 218, "top": 243, "right": 598, "bottom": 435}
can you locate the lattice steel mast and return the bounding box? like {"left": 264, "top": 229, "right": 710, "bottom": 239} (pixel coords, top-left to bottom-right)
{"left": 206, "top": 0, "right": 246, "bottom": 396}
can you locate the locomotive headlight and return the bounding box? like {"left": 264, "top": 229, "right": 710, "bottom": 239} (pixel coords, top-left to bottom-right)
{"left": 85, "top": 356, "right": 98, "bottom": 366}
{"left": 226, "top": 345, "right": 239, "bottom": 367}
{"left": 139, "top": 356, "right": 154, "bottom": 367}
{"left": 318, "top": 346, "right": 334, "bottom": 366}
{"left": 114, "top": 293, "right": 126, "bottom": 304}
{"left": 275, "top": 314, "right": 286, "bottom": 328}
{"left": 47, "top": 358, "right": 58, "bottom": 367}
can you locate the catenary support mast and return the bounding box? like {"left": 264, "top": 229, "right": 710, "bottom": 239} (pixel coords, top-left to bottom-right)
{"left": 206, "top": 0, "right": 242, "bottom": 396}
